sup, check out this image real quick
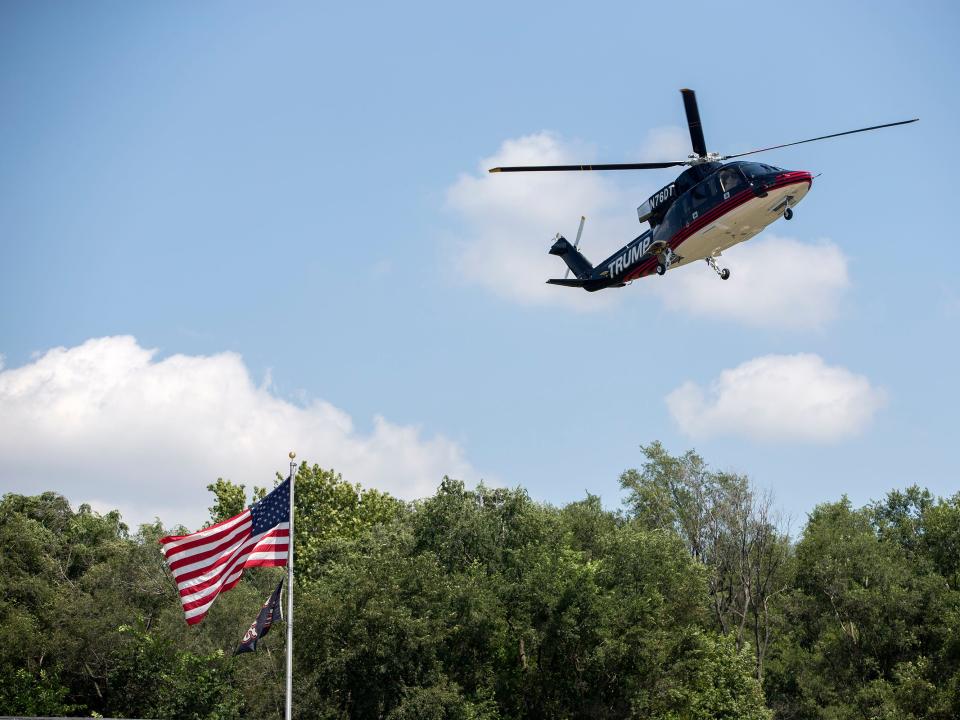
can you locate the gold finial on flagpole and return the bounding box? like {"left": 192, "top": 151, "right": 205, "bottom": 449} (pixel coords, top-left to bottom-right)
{"left": 289, "top": 451, "right": 296, "bottom": 460}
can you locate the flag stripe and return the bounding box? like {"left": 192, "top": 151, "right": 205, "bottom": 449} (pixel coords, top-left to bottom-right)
{"left": 182, "top": 551, "right": 288, "bottom": 620}
{"left": 176, "top": 534, "right": 289, "bottom": 597}
{"left": 182, "top": 560, "right": 250, "bottom": 611}
{"left": 160, "top": 510, "right": 252, "bottom": 551}
{"left": 167, "top": 518, "right": 264, "bottom": 573}
{"left": 164, "top": 514, "right": 254, "bottom": 565}
{"left": 172, "top": 525, "right": 288, "bottom": 586}
{"left": 177, "top": 539, "right": 284, "bottom": 597}
{"left": 171, "top": 532, "right": 253, "bottom": 583}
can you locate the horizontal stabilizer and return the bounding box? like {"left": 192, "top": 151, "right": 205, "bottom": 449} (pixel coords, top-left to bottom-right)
{"left": 546, "top": 278, "right": 590, "bottom": 287}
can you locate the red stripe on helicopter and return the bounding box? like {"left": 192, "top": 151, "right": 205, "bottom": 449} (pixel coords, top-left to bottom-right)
{"left": 623, "top": 172, "right": 813, "bottom": 281}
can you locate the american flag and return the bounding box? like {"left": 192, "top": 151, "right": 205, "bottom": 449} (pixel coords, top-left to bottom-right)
{"left": 160, "top": 477, "right": 290, "bottom": 625}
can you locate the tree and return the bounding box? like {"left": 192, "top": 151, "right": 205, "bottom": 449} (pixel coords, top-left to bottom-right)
{"left": 0, "top": 490, "right": 278, "bottom": 718}
{"left": 294, "top": 523, "right": 459, "bottom": 719}
{"left": 291, "top": 462, "right": 405, "bottom": 583}
{"left": 206, "top": 478, "right": 250, "bottom": 525}
{"left": 387, "top": 678, "right": 500, "bottom": 720}
{"left": 620, "top": 442, "right": 793, "bottom": 679}
{"left": 639, "top": 631, "right": 771, "bottom": 720}
{"left": 0, "top": 668, "right": 77, "bottom": 716}
{"left": 765, "top": 494, "right": 960, "bottom": 719}
{"left": 105, "top": 625, "right": 242, "bottom": 720}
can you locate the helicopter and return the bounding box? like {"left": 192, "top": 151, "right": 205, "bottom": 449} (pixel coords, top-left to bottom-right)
{"left": 489, "top": 89, "right": 917, "bottom": 290}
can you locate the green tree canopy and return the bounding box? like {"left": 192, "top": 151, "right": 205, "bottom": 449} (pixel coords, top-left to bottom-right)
{"left": 3, "top": 447, "right": 954, "bottom": 719}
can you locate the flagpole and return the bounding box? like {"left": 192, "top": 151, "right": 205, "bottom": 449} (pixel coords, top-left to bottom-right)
{"left": 285, "top": 451, "right": 296, "bottom": 720}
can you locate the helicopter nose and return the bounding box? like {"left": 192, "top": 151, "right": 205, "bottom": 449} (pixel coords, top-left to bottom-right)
{"left": 779, "top": 170, "right": 814, "bottom": 187}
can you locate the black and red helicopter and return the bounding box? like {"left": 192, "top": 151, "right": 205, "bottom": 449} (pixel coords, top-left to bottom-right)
{"left": 489, "top": 89, "right": 917, "bottom": 290}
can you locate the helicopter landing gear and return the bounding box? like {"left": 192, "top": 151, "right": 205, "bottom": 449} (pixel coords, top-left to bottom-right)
{"left": 655, "top": 248, "right": 675, "bottom": 276}
{"left": 706, "top": 255, "right": 730, "bottom": 280}
{"left": 783, "top": 207, "right": 794, "bottom": 220}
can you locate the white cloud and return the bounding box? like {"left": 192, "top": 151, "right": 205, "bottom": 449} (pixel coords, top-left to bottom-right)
{"left": 0, "top": 336, "right": 476, "bottom": 530}
{"left": 666, "top": 353, "right": 886, "bottom": 443}
{"left": 645, "top": 235, "right": 850, "bottom": 330}
{"left": 637, "top": 125, "right": 691, "bottom": 162}
{"left": 448, "top": 134, "right": 850, "bottom": 328}
{"left": 446, "top": 132, "right": 650, "bottom": 310}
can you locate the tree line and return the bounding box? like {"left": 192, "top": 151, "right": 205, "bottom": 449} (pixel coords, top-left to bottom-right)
{"left": 1, "top": 442, "right": 957, "bottom": 719}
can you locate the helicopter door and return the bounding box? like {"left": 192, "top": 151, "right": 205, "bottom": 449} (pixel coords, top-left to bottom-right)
{"left": 717, "top": 165, "right": 746, "bottom": 200}
{"left": 688, "top": 175, "right": 721, "bottom": 224}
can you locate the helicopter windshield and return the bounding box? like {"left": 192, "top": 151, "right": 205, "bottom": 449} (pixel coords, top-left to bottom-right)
{"left": 740, "top": 162, "right": 782, "bottom": 178}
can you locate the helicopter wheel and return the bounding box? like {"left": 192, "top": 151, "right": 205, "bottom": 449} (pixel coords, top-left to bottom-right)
{"left": 783, "top": 207, "right": 794, "bottom": 220}
{"left": 720, "top": 268, "right": 731, "bottom": 280}
{"left": 656, "top": 263, "right": 666, "bottom": 276}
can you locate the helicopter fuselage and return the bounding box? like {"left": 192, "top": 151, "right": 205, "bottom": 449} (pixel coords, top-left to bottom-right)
{"left": 552, "top": 161, "right": 813, "bottom": 290}
{"left": 626, "top": 163, "right": 812, "bottom": 281}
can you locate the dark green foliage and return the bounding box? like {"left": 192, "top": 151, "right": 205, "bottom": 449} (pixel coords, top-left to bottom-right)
{"left": 386, "top": 677, "right": 499, "bottom": 720}
{"left": 0, "top": 489, "right": 269, "bottom": 720}
{"left": 764, "top": 492, "right": 960, "bottom": 719}
{"left": 292, "top": 462, "right": 406, "bottom": 584}
{"left": 639, "top": 630, "right": 771, "bottom": 720}
{"left": 106, "top": 625, "right": 242, "bottom": 720}
{"left": 292, "top": 477, "right": 766, "bottom": 719}
{"left": 620, "top": 442, "right": 794, "bottom": 683}
{"left": 0, "top": 668, "right": 77, "bottom": 715}
{"left": 2, "top": 448, "right": 955, "bottom": 719}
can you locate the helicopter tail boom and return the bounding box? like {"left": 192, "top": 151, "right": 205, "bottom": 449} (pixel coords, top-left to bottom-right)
{"left": 549, "top": 235, "right": 593, "bottom": 279}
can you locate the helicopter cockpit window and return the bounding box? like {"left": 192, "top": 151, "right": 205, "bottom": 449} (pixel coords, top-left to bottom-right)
{"left": 655, "top": 199, "right": 683, "bottom": 242}
{"left": 690, "top": 176, "right": 720, "bottom": 216}
{"left": 718, "top": 166, "right": 744, "bottom": 193}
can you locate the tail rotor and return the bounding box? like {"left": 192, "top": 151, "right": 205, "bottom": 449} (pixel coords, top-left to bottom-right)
{"left": 565, "top": 215, "right": 586, "bottom": 279}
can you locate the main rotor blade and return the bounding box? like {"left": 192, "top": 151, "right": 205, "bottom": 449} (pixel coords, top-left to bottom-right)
{"left": 723, "top": 118, "right": 919, "bottom": 160}
{"left": 680, "top": 88, "right": 708, "bottom": 158}
{"left": 488, "top": 161, "right": 685, "bottom": 173}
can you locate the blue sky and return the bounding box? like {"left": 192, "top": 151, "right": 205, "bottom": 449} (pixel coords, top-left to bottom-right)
{"left": 1, "top": 1, "right": 957, "bottom": 530}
